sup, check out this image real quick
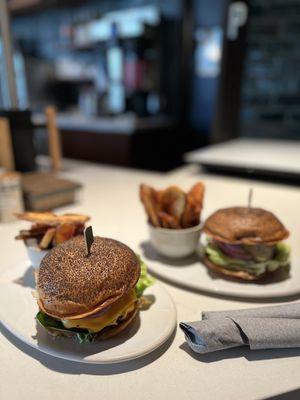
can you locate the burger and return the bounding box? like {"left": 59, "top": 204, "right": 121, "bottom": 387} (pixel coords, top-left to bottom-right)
{"left": 35, "top": 236, "right": 154, "bottom": 343}
{"left": 201, "top": 207, "right": 290, "bottom": 281}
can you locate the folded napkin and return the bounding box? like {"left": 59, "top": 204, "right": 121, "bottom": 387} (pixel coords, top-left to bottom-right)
{"left": 180, "top": 302, "right": 300, "bottom": 354}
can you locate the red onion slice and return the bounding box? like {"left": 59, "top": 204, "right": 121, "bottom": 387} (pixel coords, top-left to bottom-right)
{"left": 215, "top": 242, "right": 253, "bottom": 261}
{"left": 84, "top": 306, "right": 112, "bottom": 319}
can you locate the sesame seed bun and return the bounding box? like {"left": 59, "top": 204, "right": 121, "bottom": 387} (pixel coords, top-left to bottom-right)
{"left": 36, "top": 236, "right": 141, "bottom": 320}
{"left": 203, "top": 207, "right": 289, "bottom": 245}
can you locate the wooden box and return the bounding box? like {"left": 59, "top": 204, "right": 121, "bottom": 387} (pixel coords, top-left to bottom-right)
{"left": 21, "top": 172, "right": 82, "bottom": 211}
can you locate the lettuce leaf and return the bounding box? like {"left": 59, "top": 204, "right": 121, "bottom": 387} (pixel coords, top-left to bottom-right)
{"left": 76, "top": 332, "right": 95, "bottom": 344}
{"left": 135, "top": 256, "right": 155, "bottom": 298}
{"left": 204, "top": 242, "right": 290, "bottom": 276}
{"left": 36, "top": 311, "right": 94, "bottom": 343}
{"left": 275, "top": 242, "right": 291, "bottom": 262}
{"left": 205, "top": 245, "right": 247, "bottom": 267}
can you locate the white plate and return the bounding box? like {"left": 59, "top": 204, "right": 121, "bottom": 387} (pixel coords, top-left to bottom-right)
{"left": 0, "top": 262, "right": 177, "bottom": 364}
{"left": 139, "top": 242, "right": 300, "bottom": 300}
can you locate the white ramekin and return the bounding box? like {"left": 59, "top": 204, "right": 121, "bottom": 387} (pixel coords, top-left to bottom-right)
{"left": 148, "top": 223, "right": 202, "bottom": 258}
{"left": 26, "top": 246, "right": 49, "bottom": 269}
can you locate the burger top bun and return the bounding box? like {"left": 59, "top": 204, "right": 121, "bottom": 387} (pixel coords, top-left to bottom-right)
{"left": 203, "top": 207, "right": 289, "bottom": 245}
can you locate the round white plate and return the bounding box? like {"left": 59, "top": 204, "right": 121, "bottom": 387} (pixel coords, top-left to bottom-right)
{"left": 0, "top": 262, "right": 177, "bottom": 364}
{"left": 139, "top": 242, "right": 300, "bottom": 300}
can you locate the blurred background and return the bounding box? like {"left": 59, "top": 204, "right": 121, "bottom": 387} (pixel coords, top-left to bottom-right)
{"left": 0, "top": 0, "right": 299, "bottom": 173}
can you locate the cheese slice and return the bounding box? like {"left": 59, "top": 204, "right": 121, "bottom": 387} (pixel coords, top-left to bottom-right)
{"left": 62, "top": 290, "right": 137, "bottom": 333}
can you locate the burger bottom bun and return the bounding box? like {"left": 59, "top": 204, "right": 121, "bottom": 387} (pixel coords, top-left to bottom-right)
{"left": 45, "top": 303, "right": 139, "bottom": 341}
{"left": 98, "top": 304, "right": 139, "bottom": 340}
{"left": 203, "top": 256, "right": 264, "bottom": 281}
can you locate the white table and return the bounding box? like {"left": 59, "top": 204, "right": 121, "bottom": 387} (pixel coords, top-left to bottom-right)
{"left": 184, "top": 138, "right": 300, "bottom": 178}
{"left": 1, "top": 159, "right": 300, "bottom": 400}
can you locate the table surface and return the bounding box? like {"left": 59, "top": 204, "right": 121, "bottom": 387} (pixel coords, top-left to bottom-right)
{"left": 1, "top": 159, "right": 300, "bottom": 400}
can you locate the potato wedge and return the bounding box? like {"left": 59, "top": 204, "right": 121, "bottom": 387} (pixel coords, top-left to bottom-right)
{"left": 39, "top": 228, "right": 56, "bottom": 249}
{"left": 15, "top": 225, "right": 50, "bottom": 240}
{"left": 181, "top": 182, "right": 205, "bottom": 228}
{"left": 15, "top": 212, "right": 90, "bottom": 226}
{"left": 160, "top": 186, "right": 186, "bottom": 221}
{"left": 54, "top": 223, "right": 76, "bottom": 245}
{"left": 157, "top": 211, "right": 181, "bottom": 229}
{"left": 139, "top": 184, "right": 161, "bottom": 227}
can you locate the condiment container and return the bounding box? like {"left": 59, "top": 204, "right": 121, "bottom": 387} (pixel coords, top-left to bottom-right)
{"left": 149, "top": 223, "right": 202, "bottom": 258}
{"left": 0, "top": 172, "right": 24, "bottom": 222}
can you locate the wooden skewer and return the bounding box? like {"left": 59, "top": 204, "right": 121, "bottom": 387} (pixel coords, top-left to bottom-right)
{"left": 84, "top": 226, "right": 94, "bottom": 256}
{"left": 0, "top": 117, "right": 15, "bottom": 171}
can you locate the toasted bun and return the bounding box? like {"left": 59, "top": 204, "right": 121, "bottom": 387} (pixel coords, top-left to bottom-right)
{"left": 203, "top": 255, "right": 260, "bottom": 281}
{"left": 36, "top": 236, "right": 140, "bottom": 319}
{"left": 203, "top": 207, "right": 289, "bottom": 245}
{"left": 97, "top": 303, "right": 139, "bottom": 340}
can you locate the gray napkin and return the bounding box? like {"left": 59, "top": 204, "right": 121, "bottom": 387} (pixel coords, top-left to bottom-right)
{"left": 180, "top": 302, "right": 300, "bottom": 354}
